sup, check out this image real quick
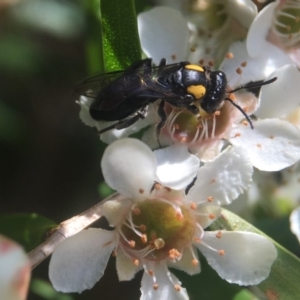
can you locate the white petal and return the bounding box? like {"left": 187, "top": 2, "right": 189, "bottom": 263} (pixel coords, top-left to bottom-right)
{"left": 187, "top": 147, "right": 253, "bottom": 206}
{"left": 77, "top": 96, "right": 101, "bottom": 129}
{"left": 196, "top": 231, "right": 277, "bottom": 285}
{"left": 0, "top": 235, "right": 30, "bottom": 300}
{"left": 101, "top": 198, "right": 132, "bottom": 227}
{"left": 116, "top": 247, "right": 141, "bottom": 281}
{"left": 141, "top": 263, "right": 188, "bottom": 300}
{"left": 167, "top": 247, "right": 200, "bottom": 276}
{"left": 227, "top": 0, "right": 257, "bottom": 29}
{"left": 100, "top": 104, "right": 158, "bottom": 144}
{"left": 155, "top": 144, "right": 200, "bottom": 189}
{"left": 221, "top": 41, "right": 291, "bottom": 87}
{"left": 193, "top": 139, "right": 224, "bottom": 163}
{"left": 256, "top": 64, "right": 300, "bottom": 118}
{"left": 196, "top": 205, "right": 222, "bottom": 229}
{"left": 138, "top": 7, "right": 189, "bottom": 65}
{"left": 101, "top": 138, "right": 157, "bottom": 201}
{"left": 229, "top": 119, "right": 300, "bottom": 171}
{"left": 49, "top": 228, "right": 116, "bottom": 293}
{"left": 290, "top": 206, "right": 300, "bottom": 242}
{"left": 246, "top": 2, "right": 276, "bottom": 57}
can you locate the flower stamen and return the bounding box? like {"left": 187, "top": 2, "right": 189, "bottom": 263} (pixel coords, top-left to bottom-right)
{"left": 200, "top": 240, "right": 226, "bottom": 256}
{"left": 169, "top": 248, "right": 182, "bottom": 261}
{"left": 153, "top": 238, "right": 165, "bottom": 250}
{"left": 188, "top": 246, "right": 199, "bottom": 266}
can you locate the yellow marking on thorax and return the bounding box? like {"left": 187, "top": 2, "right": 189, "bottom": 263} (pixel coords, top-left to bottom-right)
{"left": 187, "top": 85, "right": 206, "bottom": 99}
{"left": 185, "top": 65, "right": 204, "bottom": 72}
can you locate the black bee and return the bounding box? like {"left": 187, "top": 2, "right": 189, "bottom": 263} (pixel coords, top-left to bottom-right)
{"left": 76, "top": 58, "right": 276, "bottom": 134}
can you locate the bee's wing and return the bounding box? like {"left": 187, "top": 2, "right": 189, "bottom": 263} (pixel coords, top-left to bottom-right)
{"left": 74, "top": 66, "right": 184, "bottom": 111}
{"left": 74, "top": 70, "right": 126, "bottom": 98}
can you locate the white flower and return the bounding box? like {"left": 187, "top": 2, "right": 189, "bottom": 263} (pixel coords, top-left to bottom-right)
{"left": 290, "top": 206, "right": 300, "bottom": 242}
{"left": 139, "top": 1, "right": 257, "bottom": 66}
{"left": 76, "top": 95, "right": 159, "bottom": 144}
{"left": 247, "top": 0, "right": 300, "bottom": 67}
{"left": 0, "top": 235, "right": 31, "bottom": 300}
{"left": 138, "top": 6, "right": 300, "bottom": 171}
{"left": 49, "top": 138, "right": 276, "bottom": 299}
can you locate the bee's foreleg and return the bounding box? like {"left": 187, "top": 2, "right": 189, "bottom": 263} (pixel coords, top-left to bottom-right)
{"left": 156, "top": 100, "right": 166, "bottom": 148}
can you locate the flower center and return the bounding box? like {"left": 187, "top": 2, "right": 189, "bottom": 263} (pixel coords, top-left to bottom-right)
{"left": 164, "top": 102, "right": 231, "bottom": 144}
{"left": 120, "top": 199, "right": 196, "bottom": 261}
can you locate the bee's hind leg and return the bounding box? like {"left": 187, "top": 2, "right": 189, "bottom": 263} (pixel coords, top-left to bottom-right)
{"left": 97, "top": 107, "right": 148, "bottom": 134}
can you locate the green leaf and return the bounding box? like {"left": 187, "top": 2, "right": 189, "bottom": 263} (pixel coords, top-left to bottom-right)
{"left": 233, "top": 289, "right": 260, "bottom": 300}
{"left": 0, "top": 100, "right": 27, "bottom": 143}
{"left": 0, "top": 213, "right": 57, "bottom": 252}
{"left": 101, "top": 0, "right": 141, "bottom": 71}
{"left": 84, "top": 0, "right": 105, "bottom": 74}
{"left": 30, "top": 278, "right": 73, "bottom": 300}
{"left": 210, "top": 208, "right": 300, "bottom": 300}
{"left": 98, "top": 181, "right": 114, "bottom": 198}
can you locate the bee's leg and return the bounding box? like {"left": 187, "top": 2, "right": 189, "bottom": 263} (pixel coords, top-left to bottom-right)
{"left": 186, "top": 105, "right": 199, "bottom": 114}
{"left": 156, "top": 100, "right": 166, "bottom": 147}
{"left": 97, "top": 108, "right": 148, "bottom": 134}
{"left": 159, "top": 58, "right": 166, "bottom": 66}
{"left": 127, "top": 58, "right": 152, "bottom": 72}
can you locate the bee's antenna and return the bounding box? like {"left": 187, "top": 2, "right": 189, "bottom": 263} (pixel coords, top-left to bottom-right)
{"left": 225, "top": 98, "right": 254, "bottom": 129}
{"left": 225, "top": 77, "right": 277, "bottom": 130}
{"left": 229, "top": 77, "right": 277, "bottom": 93}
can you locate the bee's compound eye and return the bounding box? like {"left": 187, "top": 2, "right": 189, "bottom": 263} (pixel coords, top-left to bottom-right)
{"left": 187, "top": 85, "right": 206, "bottom": 99}
{"left": 185, "top": 65, "right": 204, "bottom": 72}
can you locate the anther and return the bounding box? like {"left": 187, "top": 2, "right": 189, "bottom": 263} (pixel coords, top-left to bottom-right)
{"left": 199, "top": 59, "right": 205, "bottom": 65}
{"left": 192, "top": 259, "right": 199, "bottom": 266}
{"left": 216, "top": 231, "right": 222, "bottom": 238}
{"left": 208, "top": 61, "right": 214, "bottom": 67}
{"left": 140, "top": 224, "right": 147, "bottom": 231}
{"left": 154, "top": 183, "right": 162, "bottom": 190}
{"left": 154, "top": 238, "right": 165, "bottom": 250}
{"left": 218, "top": 249, "right": 225, "bottom": 256}
{"left": 141, "top": 234, "right": 148, "bottom": 243}
{"left": 209, "top": 213, "right": 215, "bottom": 220}
{"left": 214, "top": 110, "right": 220, "bottom": 116}
{"left": 148, "top": 270, "right": 154, "bottom": 276}
{"left": 112, "top": 250, "right": 117, "bottom": 257}
{"left": 176, "top": 212, "right": 184, "bottom": 221}
{"left": 173, "top": 123, "right": 180, "bottom": 130}
{"left": 133, "top": 259, "right": 140, "bottom": 266}
{"left": 139, "top": 188, "right": 145, "bottom": 194}
{"left": 153, "top": 283, "right": 159, "bottom": 290}
{"left": 226, "top": 52, "right": 234, "bottom": 59}
{"left": 190, "top": 46, "right": 196, "bottom": 52}
{"left": 242, "top": 120, "right": 249, "bottom": 126}
{"left": 180, "top": 137, "right": 187, "bottom": 142}
{"left": 174, "top": 284, "right": 181, "bottom": 291}
{"left": 207, "top": 196, "right": 213, "bottom": 202}
{"left": 190, "top": 202, "right": 197, "bottom": 210}
{"left": 194, "top": 237, "right": 201, "bottom": 243}
{"left": 169, "top": 248, "right": 181, "bottom": 260}
{"left": 133, "top": 207, "right": 141, "bottom": 215}
{"left": 236, "top": 67, "right": 242, "bottom": 75}
{"left": 164, "top": 186, "right": 171, "bottom": 192}
{"left": 129, "top": 240, "right": 136, "bottom": 248}
{"left": 241, "top": 61, "right": 247, "bottom": 67}
{"left": 234, "top": 132, "right": 241, "bottom": 137}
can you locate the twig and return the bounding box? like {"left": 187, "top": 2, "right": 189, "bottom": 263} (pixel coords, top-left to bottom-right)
{"left": 28, "top": 193, "right": 122, "bottom": 269}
